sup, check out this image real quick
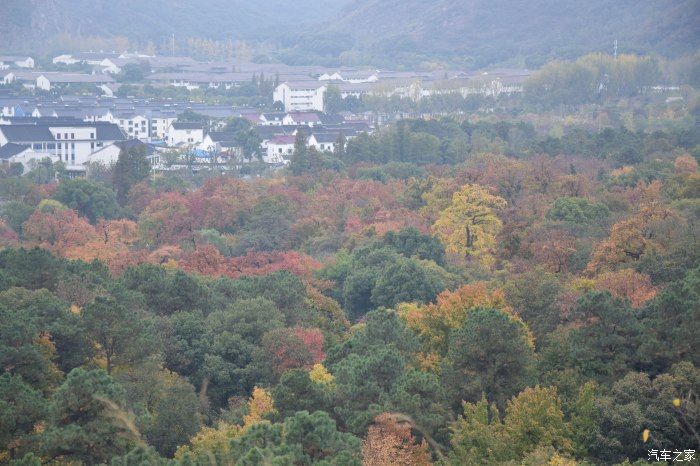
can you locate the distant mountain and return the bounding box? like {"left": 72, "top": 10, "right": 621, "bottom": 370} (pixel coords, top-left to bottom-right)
{"left": 1, "top": 0, "right": 698, "bottom": 68}
{"left": 0, "top": 0, "right": 349, "bottom": 52}
{"left": 285, "top": 0, "right": 700, "bottom": 67}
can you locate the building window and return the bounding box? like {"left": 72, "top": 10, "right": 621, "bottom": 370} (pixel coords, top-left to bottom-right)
{"left": 71, "top": 133, "right": 75, "bottom": 139}
{"left": 90, "top": 132, "right": 94, "bottom": 139}
{"left": 57, "top": 134, "right": 61, "bottom": 139}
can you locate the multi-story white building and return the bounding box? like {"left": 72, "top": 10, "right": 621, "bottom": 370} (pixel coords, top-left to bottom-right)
{"left": 114, "top": 113, "right": 150, "bottom": 141}
{"left": 273, "top": 81, "right": 327, "bottom": 112}
{"left": 0, "top": 119, "right": 125, "bottom": 173}
{"left": 148, "top": 110, "right": 178, "bottom": 141}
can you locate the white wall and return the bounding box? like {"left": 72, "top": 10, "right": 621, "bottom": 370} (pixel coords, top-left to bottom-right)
{"left": 167, "top": 126, "right": 204, "bottom": 146}
{"left": 274, "top": 83, "right": 326, "bottom": 112}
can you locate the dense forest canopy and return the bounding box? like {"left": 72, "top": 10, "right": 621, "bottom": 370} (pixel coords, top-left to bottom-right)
{"left": 0, "top": 93, "right": 698, "bottom": 463}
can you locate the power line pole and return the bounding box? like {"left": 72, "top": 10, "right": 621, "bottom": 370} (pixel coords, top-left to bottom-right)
{"left": 614, "top": 39, "right": 618, "bottom": 59}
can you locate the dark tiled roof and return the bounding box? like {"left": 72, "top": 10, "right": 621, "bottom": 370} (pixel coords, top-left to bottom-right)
{"left": 172, "top": 122, "right": 204, "bottom": 130}
{"left": 0, "top": 125, "right": 55, "bottom": 142}
{"left": 318, "top": 114, "right": 344, "bottom": 125}
{"left": 115, "top": 139, "right": 155, "bottom": 156}
{"left": 270, "top": 135, "right": 296, "bottom": 145}
{"left": 0, "top": 143, "right": 30, "bottom": 159}
{"left": 312, "top": 133, "right": 339, "bottom": 144}
{"left": 208, "top": 132, "right": 238, "bottom": 143}
{"left": 94, "top": 123, "right": 126, "bottom": 140}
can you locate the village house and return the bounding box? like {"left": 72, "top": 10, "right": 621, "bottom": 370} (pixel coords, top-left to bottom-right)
{"left": 273, "top": 81, "right": 327, "bottom": 112}
{"left": 167, "top": 122, "right": 205, "bottom": 146}
{"left": 308, "top": 133, "right": 338, "bottom": 152}
{"left": 265, "top": 134, "right": 296, "bottom": 162}
{"left": 283, "top": 112, "right": 322, "bottom": 126}
{"left": 0, "top": 56, "right": 35, "bottom": 70}
{"left": 259, "top": 113, "right": 286, "bottom": 126}
{"left": 88, "top": 138, "right": 154, "bottom": 167}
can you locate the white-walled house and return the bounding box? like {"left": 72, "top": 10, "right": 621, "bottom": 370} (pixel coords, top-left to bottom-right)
{"left": 308, "top": 133, "right": 337, "bottom": 153}
{"left": 2, "top": 71, "right": 38, "bottom": 89}
{"left": 52, "top": 54, "right": 80, "bottom": 65}
{"left": 36, "top": 73, "right": 115, "bottom": 91}
{"left": 148, "top": 111, "right": 178, "bottom": 141}
{"left": 283, "top": 112, "right": 321, "bottom": 126}
{"left": 265, "top": 134, "right": 295, "bottom": 163}
{"left": 167, "top": 122, "right": 205, "bottom": 146}
{"left": 0, "top": 56, "right": 35, "bottom": 70}
{"left": 259, "top": 113, "right": 285, "bottom": 126}
{"left": 88, "top": 139, "right": 153, "bottom": 167}
{"left": 0, "top": 143, "right": 41, "bottom": 171}
{"left": 273, "top": 82, "right": 327, "bottom": 112}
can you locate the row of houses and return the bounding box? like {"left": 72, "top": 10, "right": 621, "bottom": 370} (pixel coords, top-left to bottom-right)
{"left": 2, "top": 70, "right": 115, "bottom": 92}
{"left": 0, "top": 100, "right": 372, "bottom": 172}
{"left": 0, "top": 92, "right": 373, "bottom": 142}
{"left": 0, "top": 94, "right": 254, "bottom": 140}
{"left": 3, "top": 50, "right": 532, "bottom": 112}
{"left": 166, "top": 115, "right": 371, "bottom": 165}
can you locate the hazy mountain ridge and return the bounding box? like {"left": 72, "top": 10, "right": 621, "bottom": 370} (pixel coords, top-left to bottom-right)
{"left": 0, "top": 0, "right": 349, "bottom": 52}
{"left": 1, "top": 0, "right": 698, "bottom": 67}
{"left": 296, "top": 0, "right": 700, "bottom": 67}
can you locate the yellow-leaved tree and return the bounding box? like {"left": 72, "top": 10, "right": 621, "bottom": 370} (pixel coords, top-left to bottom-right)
{"left": 432, "top": 184, "right": 506, "bottom": 266}
{"left": 175, "top": 386, "right": 275, "bottom": 459}
{"left": 398, "top": 282, "right": 515, "bottom": 368}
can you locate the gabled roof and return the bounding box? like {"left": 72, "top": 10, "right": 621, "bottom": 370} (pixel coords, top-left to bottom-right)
{"left": 318, "top": 114, "right": 344, "bottom": 125}
{"left": 74, "top": 52, "right": 121, "bottom": 61}
{"left": 262, "top": 113, "right": 285, "bottom": 121}
{"left": 40, "top": 73, "right": 115, "bottom": 84}
{"left": 208, "top": 132, "right": 238, "bottom": 143}
{"left": 270, "top": 135, "right": 296, "bottom": 145}
{"left": 115, "top": 139, "right": 155, "bottom": 156}
{"left": 0, "top": 56, "right": 32, "bottom": 62}
{"left": 94, "top": 122, "right": 126, "bottom": 140}
{"left": 287, "top": 112, "right": 321, "bottom": 122}
{"left": 280, "top": 81, "right": 326, "bottom": 90}
{"left": 311, "top": 133, "right": 339, "bottom": 144}
{"left": 0, "top": 125, "right": 55, "bottom": 142}
{"left": 171, "top": 122, "right": 204, "bottom": 130}
{"left": 0, "top": 143, "right": 30, "bottom": 159}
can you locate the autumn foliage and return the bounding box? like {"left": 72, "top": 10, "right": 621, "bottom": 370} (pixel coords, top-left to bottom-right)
{"left": 361, "top": 413, "right": 432, "bottom": 466}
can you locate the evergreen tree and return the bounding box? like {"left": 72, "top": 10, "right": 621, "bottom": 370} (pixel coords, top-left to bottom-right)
{"left": 289, "top": 130, "right": 309, "bottom": 176}
{"left": 113, "top": 146, "right": 150, "bottom": 206}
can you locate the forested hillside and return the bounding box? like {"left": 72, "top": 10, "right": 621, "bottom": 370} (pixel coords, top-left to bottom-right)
{"left": 3, "top": 0, "right": 698, "bottom": 67}
{"left": 0, "top": 0, "right": 348, "bottom": 52}
{"left": 284, "top": 0, "right": 700, "bottom": 67}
